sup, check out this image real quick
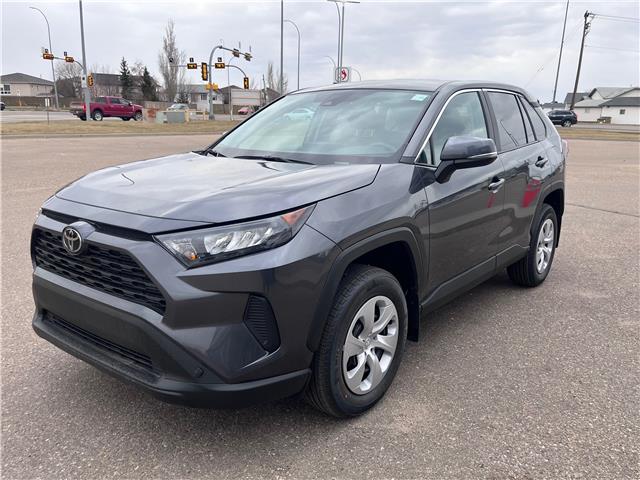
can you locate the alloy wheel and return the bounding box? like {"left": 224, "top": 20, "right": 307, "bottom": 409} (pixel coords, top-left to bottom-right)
{"left": 536, "top": 218, "right": 554, "bottom": 273}
{"left": 342, "top": 295, "right": 399, "bottom": 395}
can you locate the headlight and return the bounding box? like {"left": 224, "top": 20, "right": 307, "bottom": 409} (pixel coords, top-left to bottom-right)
{"left": 155, "top": 205, "right": 314, "bottom": 267}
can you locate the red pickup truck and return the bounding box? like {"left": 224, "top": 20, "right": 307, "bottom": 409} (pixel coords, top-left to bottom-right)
{"left": 70, "top": 96, "right": 143, "bottom": 121}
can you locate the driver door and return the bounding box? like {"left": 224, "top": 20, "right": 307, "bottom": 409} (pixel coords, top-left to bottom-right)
{"left": 420, "top": 90, "right": 506, "bottom": 297}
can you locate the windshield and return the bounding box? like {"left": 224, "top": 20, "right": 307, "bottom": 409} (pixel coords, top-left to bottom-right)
{"left": 212, "top": 89, "right": 433, "bottom": 164}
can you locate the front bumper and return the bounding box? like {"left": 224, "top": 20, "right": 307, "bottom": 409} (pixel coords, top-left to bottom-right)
{"left": 31, "top": 202, "right": 338, "bottom": 407}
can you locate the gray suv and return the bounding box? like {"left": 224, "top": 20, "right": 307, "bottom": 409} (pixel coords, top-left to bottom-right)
{"left": 31, "top": 80, "right": 566, "bottom": 417}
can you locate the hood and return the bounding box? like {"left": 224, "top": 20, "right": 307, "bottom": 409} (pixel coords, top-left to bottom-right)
{"left": 56, "top": 152, "right": 380, "bottom": 224}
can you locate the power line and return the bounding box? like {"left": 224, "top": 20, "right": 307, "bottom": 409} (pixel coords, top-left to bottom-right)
{"left": 585, "top": 44, "right": 640, "bottom": 53}
{"left": 592, "top": 13, "right": 640, "bottom": 22}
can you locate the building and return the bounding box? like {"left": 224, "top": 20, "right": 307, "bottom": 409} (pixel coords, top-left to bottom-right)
{"left": 0, "top": 72, "right": 53, "bottom": 97}
{"left": 572, "top": 87, "right": 639, "bottom": 124}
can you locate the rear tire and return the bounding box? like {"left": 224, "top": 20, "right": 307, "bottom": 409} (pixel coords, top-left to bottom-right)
{"left": 305, "top": 265, "right": 407, "bottom": 417}
{"left": 562, "top": 120, "right": 572, "bottom": 127}
{"left": 507, "top": 204, "right": 558, "bottom": 287}
{"left": 92, "top": 110, "right": 103, "bottom": 121}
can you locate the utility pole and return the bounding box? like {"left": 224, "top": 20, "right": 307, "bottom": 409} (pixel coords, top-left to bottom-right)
{"left": 30, "top": 7, "right": 59, "bottom": 109}
{"left": 552, "top": 0, "right": 570, "bottom": 103}
{"left": 78, "top": 0, "right": 91, "bottom": 120}
{"left": 280, "top": 0, "right": 284, "bottom": 94}
{"left": 570, "top": 10, "right": 593, "bottom": 110}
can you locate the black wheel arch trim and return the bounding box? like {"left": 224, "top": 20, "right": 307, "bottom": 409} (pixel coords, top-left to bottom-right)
{"left": 535, "top": 181, "right": 564, "bottom": 246}
{"left": 306, "top": 226, "right": 425, "bottom": 352}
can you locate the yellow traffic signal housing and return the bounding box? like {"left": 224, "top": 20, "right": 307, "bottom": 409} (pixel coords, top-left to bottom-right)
{"left": 214, "top": 62, "right": 225, "bottom": 69}
{"left": 87, "top": 74, "right": 94, "bottom": 87}
{"left": 243, "top": 77, "right": 250, "bottom": 89}
{"left": 187, "top": 63, "right": 198, "bottom": 70}
{"left": 201, "top": 62, "right": 208, "bottom": 81}
{"left": 64, "top": 56, "right": 74, "bottom": 63}
{"left": 42, "top": 52, "right": 54, "bottom": 60}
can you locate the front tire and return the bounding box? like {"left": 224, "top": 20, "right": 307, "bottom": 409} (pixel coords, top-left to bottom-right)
{"left": 305, "top": 265, "right": 407, "bottom": 417}
{"left": 134, "top": 111, "right": 143, "bottom": 121}
{"left": 507, "top": 204, "right": 558, "bottom": 287}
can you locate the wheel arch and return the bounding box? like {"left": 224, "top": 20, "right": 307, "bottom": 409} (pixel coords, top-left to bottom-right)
{"left": 541, "top": 186, "right": 564, "bottom": 246}
{"left": 307, "top": 227, "right": 425, "bottom": 352}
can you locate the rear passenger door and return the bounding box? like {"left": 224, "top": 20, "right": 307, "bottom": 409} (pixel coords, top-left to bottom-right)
{"left": 485, "top": 90, "right": 551, "bottom": 264}
{"left": 419, "top": 90, "right": 506, "bottom": 294}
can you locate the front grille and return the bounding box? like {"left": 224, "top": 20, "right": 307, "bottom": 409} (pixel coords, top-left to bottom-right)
{"left": 44, "top": 311, "right": 154, "bottom": 371}
{"left": 32, "top": 228, "right": 166, "bottom": 314}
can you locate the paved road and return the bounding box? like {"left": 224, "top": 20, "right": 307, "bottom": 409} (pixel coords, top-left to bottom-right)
{"left": 0, "top": 110, "right": 122, "bottom": 123}
{"left": 1, "top": 136, "right": 638, "bottom": 479}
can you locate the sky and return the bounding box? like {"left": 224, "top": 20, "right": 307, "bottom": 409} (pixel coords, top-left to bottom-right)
{"left": 1, "top": 0, "right": 639, "bottom": 102}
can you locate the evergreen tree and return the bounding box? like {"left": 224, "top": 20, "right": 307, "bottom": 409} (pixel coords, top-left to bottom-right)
{"left": 141, "top": 67, "right": 157, "bottom": 101}
{"left": 119, "top": 57, "right": 133, "bottom": 99}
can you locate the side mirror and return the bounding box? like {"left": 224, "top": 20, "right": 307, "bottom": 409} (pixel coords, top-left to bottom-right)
{"left": 128, "top": 102, "right": 133, "bottom": 106}
{"left": 435, "top": 136, "right": 498, "bottom": 183}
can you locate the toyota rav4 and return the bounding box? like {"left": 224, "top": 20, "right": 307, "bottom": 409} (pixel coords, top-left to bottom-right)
{"left": 31, "top": 80, "right": 566, "bottom": 417}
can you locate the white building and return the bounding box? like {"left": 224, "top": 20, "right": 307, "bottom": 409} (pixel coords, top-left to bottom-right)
{"left": 573, "top": 87, "right": 640, "bottom": 125}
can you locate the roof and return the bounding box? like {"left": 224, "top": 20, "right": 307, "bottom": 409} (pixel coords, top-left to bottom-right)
{"left": 0, "top": 72, "right": 53, "bottom": 86}
{"left": 589, "top": 87, "right": 634, "bottom": 99}
{"left": 574, "top": 99, "right": 606, "bottom": 108}
{"left": 563, "top": 92, "right": 588, "bottom": 105}
{"left": 601, "top": 97, "right": 640, "bottom": 107}
{"left": 541, "top": 101, "right": 565, "bottom": 109}
{"left": 297, "top": 79, "right": 537, "bottom": 101}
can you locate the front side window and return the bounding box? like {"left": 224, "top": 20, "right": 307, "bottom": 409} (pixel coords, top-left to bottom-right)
{"left": 422, "top": 91, "right": 488, "bottom": 166}
{"left": 95, "top": 97, "right": 106, "bottom": 104}
{"left": 487, "top": 92, "right": 527, "bottom": 151}
{"left": 213, "top": 89, "right": 433, "bottom": 164}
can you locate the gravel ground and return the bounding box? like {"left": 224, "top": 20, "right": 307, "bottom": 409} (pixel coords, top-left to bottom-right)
{"left": 1, "top": 136, "right": 638, "bottom": 479}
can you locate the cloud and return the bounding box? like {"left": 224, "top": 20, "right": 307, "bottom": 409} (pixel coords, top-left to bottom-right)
{"left": 2, "top": 0, "right": 638, "bottom": 101}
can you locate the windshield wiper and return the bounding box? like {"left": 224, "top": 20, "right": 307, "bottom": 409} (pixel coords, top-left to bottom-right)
{"left": 201, "top": 148, "right": 226, "bottom": 157}
{"left": 233, "top": 155, "right": 312, "bottom": 165}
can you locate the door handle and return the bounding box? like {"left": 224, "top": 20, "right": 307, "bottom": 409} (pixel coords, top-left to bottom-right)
{"left": 488, "top": 177, "right": 505, "bottom": 192}
{"left": 535, "top": 156, "right": 548, "bottom": 168}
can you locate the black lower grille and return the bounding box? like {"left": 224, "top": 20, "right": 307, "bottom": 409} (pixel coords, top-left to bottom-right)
{"left": 32, "top": 228, "right": 166, "bottom": 314}
{"left": 44, "top": 311, "right": 154, "bottom": 371}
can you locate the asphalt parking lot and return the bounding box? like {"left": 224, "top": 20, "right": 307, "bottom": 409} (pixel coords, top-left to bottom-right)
{"left": 1, "top": 135, "right": 638, "bottom": 479}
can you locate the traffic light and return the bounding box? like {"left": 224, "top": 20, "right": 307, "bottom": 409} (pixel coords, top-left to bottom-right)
{"left": 187, "top": 57, "right": 197, "bottom": 69}
{"left": 201, "top": 62, "right": 208, "bottom": 81}
{"left": 244, "top": 53, "right": 252, "bottom": 62}
{"left": 232, "top": 49, "right": 240, "bottom": 58}
{"left": 42, "top": 48, "right": 54, "bottom": 60}
{"left": 64, "top": 56, "right": 75, "bottom": 63}
{"left": 243, "top": 77, "right": 249, "bottom": 90}
{"left": 214, "top": 62, "right": 225, "bottom": 69}
{"left": 87, "top": 74, "right": 94, "bottom": 87}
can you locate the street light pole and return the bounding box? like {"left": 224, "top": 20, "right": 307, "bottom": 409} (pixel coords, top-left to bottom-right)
{"left": 327, "top": 0, "right": 359, "bottom": 82}
{"left": 284, "top": 19, "right": 300, "bottom": 90}
{"left": 280, "top": 0, "right": 284, "bottom": 93}
{"left": 78, "top": 0, "right": 91, "bottom": 120}
{"left": 30, "top": 6, "right": 59, "bottom": 109}
{"left": 552, "top": 0, "right": 570, "bottom": 103}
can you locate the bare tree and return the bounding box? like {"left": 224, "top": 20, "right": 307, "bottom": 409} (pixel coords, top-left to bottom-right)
{"left": 158, "top": 19, "right": 186, "bottom": 102}
{"left": 130, "top": 60, "right": 145, "bottom": 77}
{"left": 55, "top": 62, "right": 82, "bottom": 98}
{"left": 266, "top": 61, "right": 288, "bottom": 93}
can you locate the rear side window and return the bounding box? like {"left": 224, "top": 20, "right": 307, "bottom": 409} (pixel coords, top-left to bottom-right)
{"left": 488, "top": 92, "right": 527, "bottom": 151}
{"left": 424, "top": 91, "right": 488, "bottom": 166}
{"left": 520, "top": 99, "right": 546, "bottom": 141}
{"left": 517, "top": 97, "right": 535, "bottom": 143}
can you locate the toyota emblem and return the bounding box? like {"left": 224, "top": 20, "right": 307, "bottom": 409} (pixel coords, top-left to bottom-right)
{"left": 62, "top": 226, "right": 83, "bottom": 254}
